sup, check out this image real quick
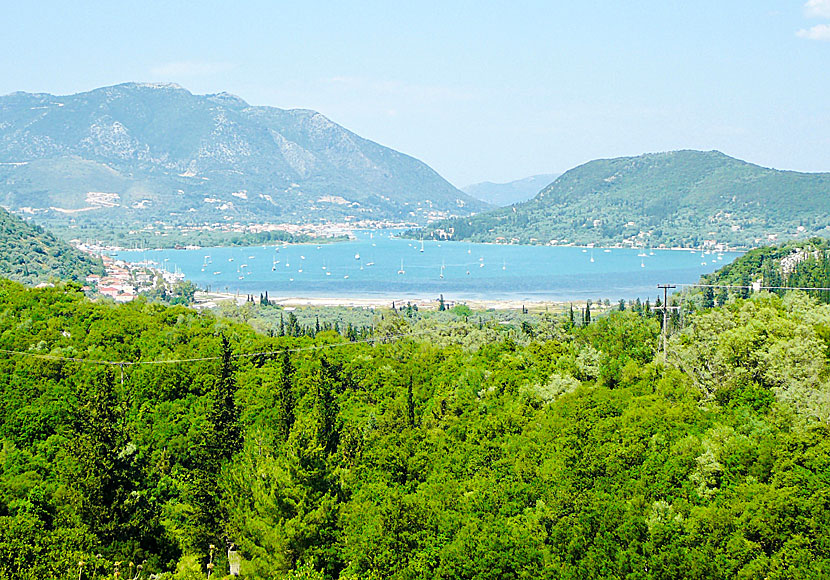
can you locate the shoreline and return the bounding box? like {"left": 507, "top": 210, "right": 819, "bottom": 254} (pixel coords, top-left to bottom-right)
{"left": 193, "top": 291, "right": 572, "bottom": 311}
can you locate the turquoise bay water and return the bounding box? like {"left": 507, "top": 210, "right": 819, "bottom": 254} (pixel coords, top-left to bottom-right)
{"left": 114, "top": 230, "right": 740, "bottom": 301}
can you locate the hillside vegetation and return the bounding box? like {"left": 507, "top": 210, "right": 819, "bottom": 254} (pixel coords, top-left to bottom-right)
{"left": 697, "top": 238, "right": 830, "bottom": 305}
{"left": 0, "top": 276, "right": 829, "bottom": 578}
{"left": 0, "top": 207, "right": 102, "bottom": 284}
{"left": 420, "top": 150, "right": 830, "bottom": 248}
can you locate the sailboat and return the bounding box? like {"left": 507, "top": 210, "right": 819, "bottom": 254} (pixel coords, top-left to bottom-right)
{"left": 590, "top": 249, "right": 595, "bottom": 263}
{"left": 502, "top": 259, "right": 506, "bottom": 271}
{"left": 440, "top": 259, "right": 445, "bottom": 279}
{"left": 420, "top": 240, "right": 424, "bottom": 253}
{"left": 398, "top": 259, "right": 405, "bottom": 275}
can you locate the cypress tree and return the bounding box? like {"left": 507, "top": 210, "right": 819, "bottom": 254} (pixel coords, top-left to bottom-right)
{"left": 315, "top": 358, "right": 340, "bottom": 454}
{"left": 702, "top": 286, "right": 715, "bottom": 308}
{"left": 209, "top": 335, "right": 243, "bottom": 461}
{"left": 406, "top": 376, "right": 416, "bottom": 428}
{"left": 276, "top": 349, "right": 295, "bottom": 440}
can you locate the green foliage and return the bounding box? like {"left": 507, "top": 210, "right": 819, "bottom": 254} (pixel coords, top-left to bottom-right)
{"left": 0, "top": 279, "right": 829, "bottom": 578}
{"left": 700, "top": 238, "right": 830, "bottom": 305}
{"left": 414, "top": 150, "right": 830, "bottom": 248}
{"left": 0, "top": 207, "right": 103, "bottom": 285}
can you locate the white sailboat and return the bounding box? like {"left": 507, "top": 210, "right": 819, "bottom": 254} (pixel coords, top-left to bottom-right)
{"left": 398, "top": 259, "right": 405, "bottom": 275}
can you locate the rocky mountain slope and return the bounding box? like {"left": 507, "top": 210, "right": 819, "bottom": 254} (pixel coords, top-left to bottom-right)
{"left": 0, "top": 83, "right": 486, "bottom": 227}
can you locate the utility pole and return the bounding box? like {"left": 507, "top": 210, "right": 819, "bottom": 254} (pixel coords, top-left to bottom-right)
{"left": 657, "top": 284, "right": 677, "bottom": 356}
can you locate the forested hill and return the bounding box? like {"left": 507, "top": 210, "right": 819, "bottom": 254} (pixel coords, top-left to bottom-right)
{"left": 0, "top": 207, "right": 103, "bottom": 284}
{"left": 0, "top": 83, "right": 486, "bottom": 227}
{"left": 2, "top": 278, "right": 830, "bottom": 578}
{"left": 696, "top": 238, "right": 830, "bottom": 305}
{"left": 420, "top": 150, "right": 830, "bottom": 248}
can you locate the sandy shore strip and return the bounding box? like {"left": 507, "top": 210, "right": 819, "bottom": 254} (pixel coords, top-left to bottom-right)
{"left": 194, "top": 291, "right": 572, "bottom": 312}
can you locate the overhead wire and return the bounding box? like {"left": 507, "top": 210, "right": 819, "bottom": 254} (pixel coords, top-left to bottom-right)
{"left": 0, "top": 328, "right": 435, "bottom": 368}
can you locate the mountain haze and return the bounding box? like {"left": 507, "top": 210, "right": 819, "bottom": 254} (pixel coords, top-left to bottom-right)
{"left": 423, "top": 150, "right": 830, "bottom": 248}
{"left": 463, "top": 173, "right": 559, "bottom": 206}
{"left": 0, "top": 83, "right": 487, "bottom": 227}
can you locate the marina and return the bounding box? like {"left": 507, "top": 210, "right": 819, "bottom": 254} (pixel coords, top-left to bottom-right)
{"left": 113, "top": 230, "right": 741, "bottom": 302}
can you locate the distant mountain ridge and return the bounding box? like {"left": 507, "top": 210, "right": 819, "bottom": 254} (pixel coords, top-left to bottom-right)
{"left": 0, "top": 83, "right": 487, "bottom": 227}
{"left": 462, "top": 173, "right": 559, "bottom": 206}
{"left": 0, "top": 207, "right": 103, "bottom": 284}
{"left": 422, "top": 150, "right": 830, "bottom": 248}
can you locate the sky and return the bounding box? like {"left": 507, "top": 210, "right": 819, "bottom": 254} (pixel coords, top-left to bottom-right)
{"left": 2, "top": 1, "right": 830, "bottom": 187}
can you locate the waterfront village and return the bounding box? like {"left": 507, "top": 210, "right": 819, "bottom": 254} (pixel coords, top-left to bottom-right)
{"left": 65, "top": 217, "right": 763, "bottom": 306}
{"left": 69, "top": 220, "right": 367, "bottom": 304}
{"left": 81, "top": 254, "right": 186, "bottom": 303}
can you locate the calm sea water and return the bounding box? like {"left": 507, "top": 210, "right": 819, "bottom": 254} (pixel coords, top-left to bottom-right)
{"left": 114, "top": 230, "right": 740, "bottom": 301}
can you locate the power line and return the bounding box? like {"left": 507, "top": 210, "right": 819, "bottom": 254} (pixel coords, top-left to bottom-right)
{"left": 0, "top": 329, "right": 435, "bottom": 368}
{"left": 678, "top": 283, "right": 830, "bottom": 291}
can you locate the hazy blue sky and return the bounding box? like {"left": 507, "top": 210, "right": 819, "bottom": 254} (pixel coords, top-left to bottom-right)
{"left": 3, "top": 1, "right": 829, "bottom": 186}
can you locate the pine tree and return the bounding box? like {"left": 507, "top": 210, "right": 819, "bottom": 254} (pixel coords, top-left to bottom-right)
{"left": 585, "top": 300, "right": 591, "bottom": 324}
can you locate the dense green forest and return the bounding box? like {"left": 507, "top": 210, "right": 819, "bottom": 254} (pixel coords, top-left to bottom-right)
{"left": 1, "top": 269, "right": 830, "bottom": 578}
{"left": 413, "top": 150, "right": 830, "bottom": 248}
{"left": 0, "top": 208, "right": 103, "bottom": 284}
{"left": 700, "top": 238, "right": 830, "bottom": 305}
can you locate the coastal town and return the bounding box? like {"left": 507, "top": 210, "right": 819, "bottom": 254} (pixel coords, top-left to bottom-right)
{"left": 82, "top": 254, "right": 186, "bottom": 302}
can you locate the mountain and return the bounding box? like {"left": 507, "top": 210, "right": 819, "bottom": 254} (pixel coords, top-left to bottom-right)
{"left": 420, "top": 150, "right": 830, "bottom": 248}
{"left": 462, "top": 173, "right": 559, "bottom": 206}
{"left": 0, "top": 207, "right": 103, "bottom": 284}
{"left": 0, "top": 83, "right": 487, "bottom": 228}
